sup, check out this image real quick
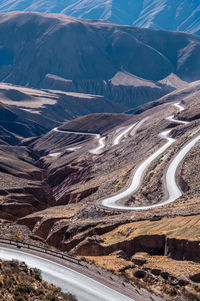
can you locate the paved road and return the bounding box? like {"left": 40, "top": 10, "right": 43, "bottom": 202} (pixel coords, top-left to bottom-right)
{"left": 90, "top": 136, "right": 106, "bottom": 154}
{"left": 166, "top": 132, "right": 200, "bottom": 203}
{"left": 0, "top": 247, "right": 133, "bottom": 301}
{"left": 102, "top": 128, "right": 175, "bottom": 210}
{"left": 0, "top": 246, "right": 163, "bottom": 301}
{"left": 53, "top": 127, "right": 105, "bottom": 155}
{"left": 113, "top": 123, "right": 136, "bottom": 146}
{"left": 102, "top": 102, "right": 199, "bottom": 210}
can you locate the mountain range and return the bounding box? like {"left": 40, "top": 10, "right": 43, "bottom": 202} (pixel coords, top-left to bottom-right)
{"left": 0, "top": 12, "right": 200, "bottom": 110}
{"left": 0, "top": 0, "right": 200, "bottom": 35}
{"left": 0, "top": 7, "right": 200, "bottom": 301}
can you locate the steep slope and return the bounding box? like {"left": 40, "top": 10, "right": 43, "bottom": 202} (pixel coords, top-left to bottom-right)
{"left": 0, "top": 259, "right": 77, "bottom": 301}
{"left": 0, "top": 83, "right": 125, "bottom": 141}
{"left": 0, "top": 101, "right": 47, "bottom": 144}
{"left": 0, "top": 81, "right": 200, "bottom": 299}
{"left": 126, "top": 80, "right": 200, "bottom": 114}
{"left": 59, "top": 113, "right": 131, "bottom": 134}
{"left": 12, "top": 82, "right": 200, "bottom": 300}
{"left": 0, "top": 12, "right": 200, "bottom": 109}
{"left": 0, "top": 83, "right": 126, "bottom": 220}
{"left": 33, "top": 113, "right": 132, "bottom": 154}
{"left": 41, "top": 72, "right": 179, "bottom": 108}
{"left": 0, "top": 0, "right": 199, "bottom": 35}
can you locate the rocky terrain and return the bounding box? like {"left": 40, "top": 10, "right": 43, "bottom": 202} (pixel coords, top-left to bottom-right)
{"left": 0, "top": 0, "right": 200, "bottom": 35}
{"left": 0, "top": 10, "right": 200, "bottom": 301}
{"left": 0, "top": 83, "right": 124, "bottom": 136}
{"left": 0, "top": 80, "right": 200, "bottom": 300}
{"left": 0, "top": 259, "right": 77, "bottom": 300}
{"left": 0, "top": 12, "right": 200, "bottom": 109}
{"left": 41, "top": 72, "right": 180, "bottom": 109}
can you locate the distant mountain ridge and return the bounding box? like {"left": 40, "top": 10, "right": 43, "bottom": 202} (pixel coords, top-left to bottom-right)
{"left": 0, "top": 0, "right": 200, "bottom": 35}
{"left": 0, "top": 12, "right": 200, "bottom": 109}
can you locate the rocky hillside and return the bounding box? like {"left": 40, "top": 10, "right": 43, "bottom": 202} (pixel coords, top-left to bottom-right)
{"left": 0, "top": 0, "right": 200, "bottom": 35}
{"left": 1, "top": 81, "right": 198, "bottom": 300}
{"left": 0, "top": 83, "right": 125, "bottom": 144}
{"left": 0, "top": 9, "right": 200, "bottom": 301}
{"left": 0, "top": 102, "right": 47, "bottom": 145}
{"left": 41, "top": 72, "right": 184, "bottom": 109}
{"left": 0, "top": 259, "right": 77, "bottom": 300}
{"left": 0, "top": 12, "right": 200, "bottom": 108}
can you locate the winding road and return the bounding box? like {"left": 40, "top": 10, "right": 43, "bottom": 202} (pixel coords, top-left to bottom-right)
{"left": 165, "top": 114, "right": 189, "bottom": 125}
{"left": 52, "top": 121, "right": 139, "bottom": 155}
{"left": 102, "top": 103, "right": 199, "bottom": 210}
{"left": 0, "top": 246, "right": 163, "bottom": 301}
{"left": 166, "top": 133, "right": 200, "bottom": 204}
{"left": 90, "top": 136, "right": 106, "bottom": 154}
{"left": 113, "top": 123, "right": 136, "bottom": 146}
{"left": 53, "top": 127, "right": 105, "bottom": 155}
{"left": 52, "top": 104, "right": 198, "bottom": 211}
{"left": 1, "top": 104, "right": 195, "bottom": 300}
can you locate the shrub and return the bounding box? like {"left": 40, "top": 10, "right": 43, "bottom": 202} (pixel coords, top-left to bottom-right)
{"left": 60, "top": 292, "right": 78, "bottom": 301}
{"left": 10, "top": 260, "right": 19, "bottom": 268}
{"left": 14, "top": 283, "right": 35, "bottom": 294}
{"left": 14, "top": 297, "right": 25, "bottom": 301}
{"left": 45, "top": 295, "right": 59, "bottom": 301}
{"left": 31, "top": 268, "right": 42, "bottom": 281}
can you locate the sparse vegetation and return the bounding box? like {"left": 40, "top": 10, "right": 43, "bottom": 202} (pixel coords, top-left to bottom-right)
{"left": 0, "top": 260, "right": 77, "bottom": 301}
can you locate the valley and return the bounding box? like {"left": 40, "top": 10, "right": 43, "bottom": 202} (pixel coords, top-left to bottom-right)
{"left": 0, "top": 79, "right": 200, "bottom": 300}
{"left": 0, "top": 9, "right": 200, "bottom": 301}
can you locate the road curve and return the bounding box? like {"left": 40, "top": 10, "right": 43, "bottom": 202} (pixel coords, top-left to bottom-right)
{"left": 53, "top": 127, "right": 99, "bottom": 137}
{"left": 102, "top": 129, "right": 175, "bottom": 210}
{"left": 166, "top": 133, "right": 200, "bottom": 203}
{"left": 174, "top": 103, "right": 184, "bottom": 111}
{"left": 53, "top": 127, "right": 105, "bottom": 155}
{"left": 113, "top": 123, "right": 136, "bottom": 146}
{"left": 102, "top": 102, "right": 197, "bottom": 210}
{"left": 165, "top": 115, "right": 189, "bottom": 125}
{"left": 0, "top": 247, "right": 133, "bottom": 301}
{"left": 90, "top": 136, "right": 106, "bottom": 154}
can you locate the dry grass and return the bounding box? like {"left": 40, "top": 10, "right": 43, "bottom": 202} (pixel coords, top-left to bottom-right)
{"left": 82, "top": 254, "right": 200, "bottom": 300}
{"left": 84, "top": 254, "right": 200, "bottom": 279}
{"left": 26, "top": 205, "right": 79, "bottom": 219}
{"left": 101, "top": 214, "right": 200, "bottom": 246}
{"left": 144, "top": 255, "right": 200, "bottom": 278}
{"left": 83, "top": 255, "right": 132, "bottom": 272}
{"left": 0, "top": 259, "right": 77, "bottom": 301}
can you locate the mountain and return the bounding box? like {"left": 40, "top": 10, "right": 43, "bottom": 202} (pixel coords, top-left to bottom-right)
{"left": 0, "top": 83, "right": 125, "bottom": 145}
{"left": 1, "top": 80, "right": 200, "bottom": 300}
{"left": 0, "top": 12, "right": 200, "bottom": 109}
{"left": 0, "top": 9, "right": 200, "bottom": 300}
{"left": 0, "top": 0, "right": 200, "bottom": 35}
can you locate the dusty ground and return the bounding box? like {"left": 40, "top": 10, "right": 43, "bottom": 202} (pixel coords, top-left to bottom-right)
{"left": 84, "top": 254, "right": 200, "bottom": 300}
